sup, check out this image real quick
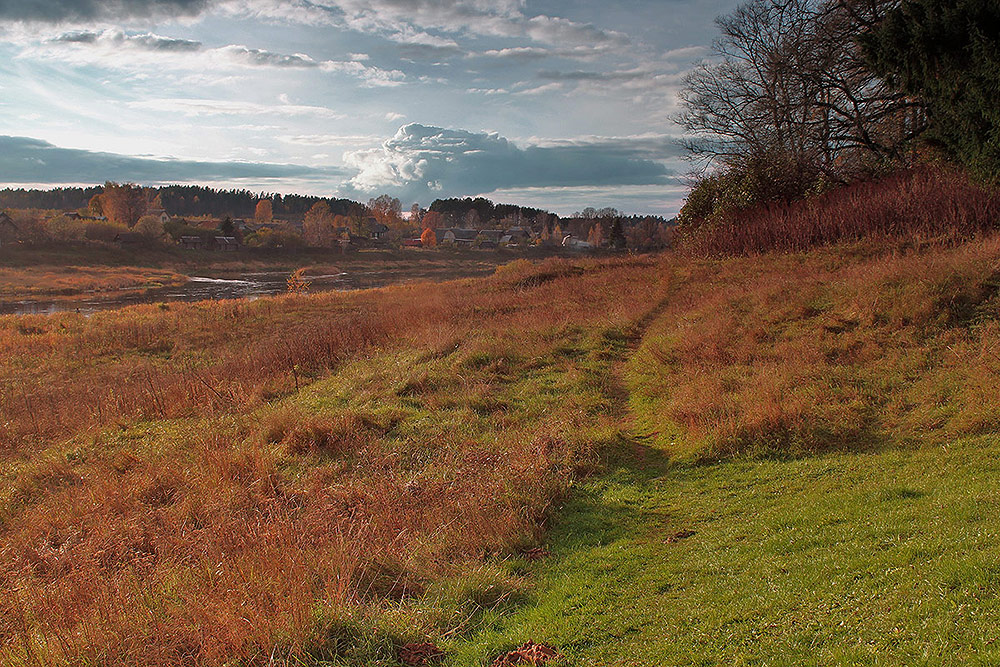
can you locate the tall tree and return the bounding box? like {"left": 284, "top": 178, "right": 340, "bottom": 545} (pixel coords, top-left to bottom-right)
{"left": 99, "top": 182, "right": 147, "bottom": 227}
{"left": 864, "top": 0, "right": 1000, "bottom": 181}
{"left": 255, "top": 198, "right": 273, "bottom": 222}
{"left": 368, "top": 194, "right": 403, "bottom": 228}
{"left": 303, "top": 201, "right": 335, "bottom": 247}
{"left": 679, "top": 0, "right": 921, "bottom": 200}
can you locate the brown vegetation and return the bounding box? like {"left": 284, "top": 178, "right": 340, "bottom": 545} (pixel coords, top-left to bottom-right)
{"left": 677, "top": 167, "right": 1000, "bottom": 256}
{"left": 0, "top": 255, "right": 665, "bottom": 665}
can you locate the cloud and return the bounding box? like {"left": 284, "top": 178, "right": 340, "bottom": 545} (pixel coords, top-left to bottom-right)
{"left": 0, "top": 0, "right": 212, "bottom": 23}
{"left": 21, "top": 29, "right": 406, "bottom": 84}
{"left": 215, "top": 0, "right": 626, "bottom": 52}
{"left": 51, "top": 29, "right": 201, "bottom": 50}
{"left": 341, "top": 123, "right": 674, "bottom": 202}
{"left": 0, "top": 135, "right": 340, "bottom": 184}
{"left": 127, "top": 97, "right": 344, "bottom": 117}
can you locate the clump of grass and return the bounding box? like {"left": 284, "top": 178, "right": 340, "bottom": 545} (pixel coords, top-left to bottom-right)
{"left": 262, "top": 405, "right": 373, "bottom": 456}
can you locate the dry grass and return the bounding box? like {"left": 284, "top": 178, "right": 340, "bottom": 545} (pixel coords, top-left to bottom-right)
{"left": 678, "top": 167, "right": 1000, "bottom": 257}
{"left": 0, "top": 266, "right": 187, "bottom": 298}
{"left": 0, "top": 255, "right": 666, "bottom": 666}
{"left": 629, "top": 238, "right": 1000, "bottom": 459}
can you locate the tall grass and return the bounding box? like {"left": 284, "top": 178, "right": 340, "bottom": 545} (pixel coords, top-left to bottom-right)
{"left": 629, "top": 238, "right": 1000, "bottom": 460}
{"left": 0, "top": 255, "right": 667, "bottom": 665}
{"left": 679, "top": 167, "right": 1000, "bottom": 256}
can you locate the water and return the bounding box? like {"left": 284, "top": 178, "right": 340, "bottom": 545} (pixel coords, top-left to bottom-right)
{"left": 0, "top": 264, "right": 494, "bottom": 316}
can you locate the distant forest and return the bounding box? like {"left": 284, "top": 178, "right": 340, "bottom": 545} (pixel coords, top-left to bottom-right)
{"left": 0, "top": 185, "right": 363, "bottom": 220}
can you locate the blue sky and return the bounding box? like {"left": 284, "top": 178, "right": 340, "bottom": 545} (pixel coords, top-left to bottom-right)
{"left": 0, "top": 0, "right": 737, "bottom": 215}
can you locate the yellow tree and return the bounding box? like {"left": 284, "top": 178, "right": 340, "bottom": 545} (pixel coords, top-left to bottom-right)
{"left": 255, "top": 199, "right": 273, "bottom": 222}
{"left": 100, "top": 182, "right": 146, "bottom": 227}
{"left": 420, "top": 227, "right": 436, "bottom": 247}
{"left": 368, "top": 194, "right": 403, "bottom": 229}
{"left": 303, "top": 201, "right": 335, "bottom": 247}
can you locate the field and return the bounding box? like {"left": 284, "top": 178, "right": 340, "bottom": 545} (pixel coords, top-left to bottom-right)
{"left": 4, "top": 178, "right": 1000, "bottom": 665}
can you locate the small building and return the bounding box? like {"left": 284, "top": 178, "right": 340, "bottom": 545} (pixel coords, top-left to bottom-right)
{"left": 403, "top": 238, "right": 423, "bottom": 248}
{"left": 370, "top": 222, "right": 390, "bottom": 240}
{"left": 452, "top": 229, "right": 478, "bottom": 246}
{"left": 214, "top": 236, "right": 240, "bottom": 252}
{"left": 477, "top": 230, "right": 504, "bottom": 244}
{"left": 179, "top": 235, "right": 206, "bottom": 250}
{"left": 147, "top": 208, "right": 171, "bottom": 225}
{"left": 561, "top": 234, "right": 592, "bottom": 250}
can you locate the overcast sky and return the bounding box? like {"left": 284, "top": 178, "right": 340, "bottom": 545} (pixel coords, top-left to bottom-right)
{"left": 0, "top": 0, "right": 737, "bottom": 216}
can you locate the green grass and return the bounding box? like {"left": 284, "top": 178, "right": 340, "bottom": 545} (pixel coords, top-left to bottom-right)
{"left": 447, "top": 435, "right": 1000, "bottom": 666}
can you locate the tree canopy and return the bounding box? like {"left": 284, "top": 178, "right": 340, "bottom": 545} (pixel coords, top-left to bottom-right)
{"left": 864, "top": 0, "right": 1000, "bottom": 181}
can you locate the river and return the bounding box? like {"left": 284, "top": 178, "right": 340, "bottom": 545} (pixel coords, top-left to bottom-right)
{"left": 0, "top": 263, "right": 497, "bottom": 316}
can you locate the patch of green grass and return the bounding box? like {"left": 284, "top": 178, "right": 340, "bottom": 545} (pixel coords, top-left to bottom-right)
{"left": 449, "top": 435, "right": 1000, "bottom": 666}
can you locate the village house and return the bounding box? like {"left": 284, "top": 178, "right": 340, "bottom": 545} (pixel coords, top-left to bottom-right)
{"left": 179, "top": 235, "right": 206, "bottom": 250}
{"left": 214, "top": 236, "right": 240, "bottom": 252}
{"left": 476, "top": 229, "right": 504, "bottom": 249}
{"left": 147, "top": 208, "right": 171, "bottom": 225}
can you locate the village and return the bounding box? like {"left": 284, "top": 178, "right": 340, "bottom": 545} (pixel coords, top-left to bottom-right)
{"left": 0, "top": 185, "right": 676, "bottom": 255}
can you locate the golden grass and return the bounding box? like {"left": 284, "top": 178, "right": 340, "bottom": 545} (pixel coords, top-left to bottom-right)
{"left": 6, "top": 231, "right": 1000, "bottom": 664}
{"left": 0, "top": 255, "right": 666, "bottom": 665}
{"left": 629, "top": 238, "right": 1000, "bottom": 459}
{"left": 0, "top": 266, "right": 187, "bottom": 299}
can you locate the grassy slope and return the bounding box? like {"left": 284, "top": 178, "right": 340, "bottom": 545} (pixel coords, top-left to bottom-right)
{"left": 6, "top": 236, "right": 1000, "bottom": 665}
{"left": 452, "top": 437, "right": 1000, "bottom": 666}
{"left": 445, "top": 239, "right": 1000, "bottom": 666}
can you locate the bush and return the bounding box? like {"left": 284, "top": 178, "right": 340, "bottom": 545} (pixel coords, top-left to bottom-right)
{"left": 677, "top": 167, "right": 1000, "bottom": 256}
{"left": 84, "top": 220, "right": 128, "bottom": 243}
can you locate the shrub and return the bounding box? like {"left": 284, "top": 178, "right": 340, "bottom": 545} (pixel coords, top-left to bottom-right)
{"left": 678, "top": 167, "right": 1000, "bottom": 256}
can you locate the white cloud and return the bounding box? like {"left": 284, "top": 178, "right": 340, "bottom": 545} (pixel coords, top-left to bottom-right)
{"left": 128, "top": 97, "right": 344, "bottom": 117}
{"left": 341, "top": 123, "right": 673, "bottom": 202}
{"left": 19, "top": 27, "right": 405, "bottom": 85}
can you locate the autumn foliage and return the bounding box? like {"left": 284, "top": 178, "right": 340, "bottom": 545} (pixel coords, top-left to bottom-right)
{"left": 420, "top": 227, "right": 436, "bottom": 247}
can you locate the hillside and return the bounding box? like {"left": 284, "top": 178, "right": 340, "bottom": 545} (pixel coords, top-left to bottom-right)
{"left": 4, "top": 217, "right": 1000, "bottom": 664}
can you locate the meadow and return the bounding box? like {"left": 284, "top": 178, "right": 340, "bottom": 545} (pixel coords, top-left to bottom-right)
{"left": 3, "top": 167, "right": 1000, "bottom": 665}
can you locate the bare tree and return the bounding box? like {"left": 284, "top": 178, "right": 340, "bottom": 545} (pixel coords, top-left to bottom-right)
{"left": 678, "top": 0, "right": 923, "bottom": 193}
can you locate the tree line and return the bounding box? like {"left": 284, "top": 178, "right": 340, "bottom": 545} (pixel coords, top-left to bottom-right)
{"left": 678, "top": 0, "right": 999, "bottom": 225}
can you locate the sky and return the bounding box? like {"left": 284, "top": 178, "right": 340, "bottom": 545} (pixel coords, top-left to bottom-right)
{"left": 0, "top": 0, "right": 738, "bottom": 216}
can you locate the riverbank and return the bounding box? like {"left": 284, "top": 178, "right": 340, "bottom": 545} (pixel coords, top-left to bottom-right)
{"left": 0, "top": 250, "right": 511, "bottom": 314}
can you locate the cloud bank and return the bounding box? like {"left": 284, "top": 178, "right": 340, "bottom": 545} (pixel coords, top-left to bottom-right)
{"left": 0, "top": 135, "right": 337, "bottom": 184}
{"left": 342, "top": 123, "right": 676, "bottom": 201}
{"left": 0, "top": 0, "right": 212, "bottom": 23}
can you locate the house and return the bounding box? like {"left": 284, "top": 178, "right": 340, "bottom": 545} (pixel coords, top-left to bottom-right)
{"left": 451, "top": 229, "right": 478, "bottom": 246}
{"left": 437, "top": 228, "right": 478, "bottom": 245}
{"left": 370, "top": 222, "right": 390, "bottom": 240}
{"left": 477, "top": 230, "right": 504, "bottom": 244}
{"left": 561, "top": 234, "right": 592, "bottom": 250}
{"left": 0, "top": 212, "right": 19, "bottom": 248}
{"left": 179, "top": 235, "right": 206, "bottom": 250}
{"left": 214, "top": 236, "right": 240, "bottom": 252}
{"left": 504, "top": 227, "right": 531, "bottom": 242}
{"left": 147, "top": 208, "right": 171, "bottom": 225}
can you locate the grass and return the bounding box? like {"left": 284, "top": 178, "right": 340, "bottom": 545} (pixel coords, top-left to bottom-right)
{"left": 0, "top": 265, "right": 187, "bottom": 298}
{"left": 0, "top": 255, "right": 667, "bottom": 665}
{"left": 5, "top": 202, "right": 1000, "bottom": 665}
{"left": 450, "top": 434, "right": 1000, "bottom": 666}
